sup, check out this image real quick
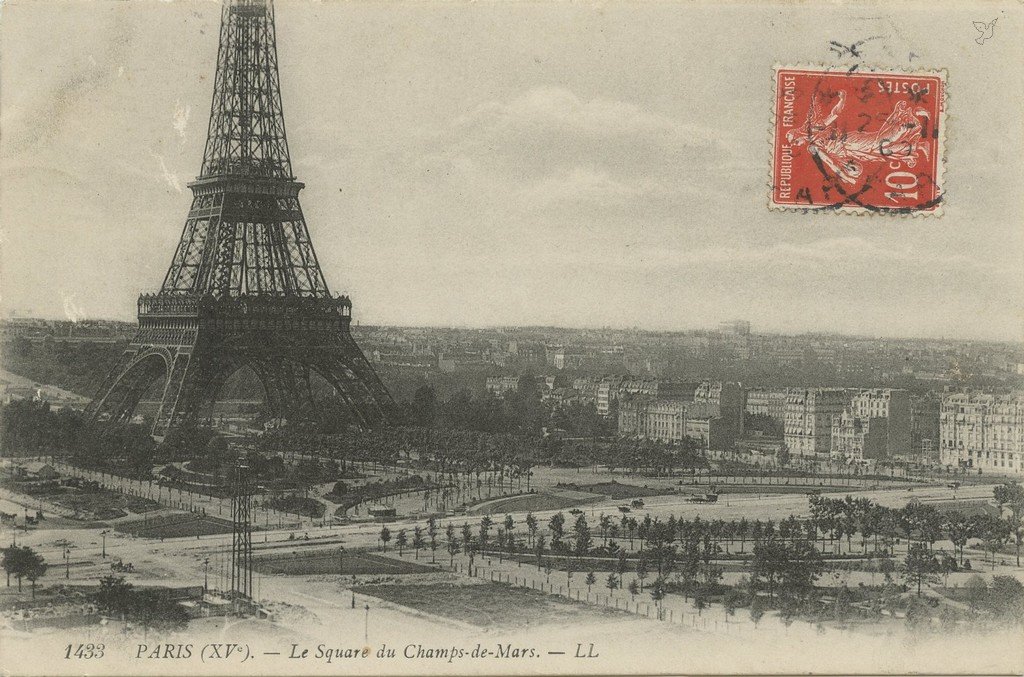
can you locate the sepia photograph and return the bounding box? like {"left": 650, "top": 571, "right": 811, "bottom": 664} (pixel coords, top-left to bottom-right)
{"left": 0, "top": 0, "right": 1023, "bottom": 674}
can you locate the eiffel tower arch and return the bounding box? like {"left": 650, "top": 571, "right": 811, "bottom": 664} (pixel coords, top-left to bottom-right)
{"left": 87, "top": 0, "right": 396, "bottom": 438}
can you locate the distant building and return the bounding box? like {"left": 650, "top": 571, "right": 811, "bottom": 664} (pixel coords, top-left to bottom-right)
{"left": 911, "top": 393, "right": 942, "bottom": 460}
{"left": 745, "top": 388, "right": 791, "bottom": 423}
{"left": 940, "top": 391, "right": 1024, "bottom": 475}
{"left": 617, "top": 398, "right": 735, "bottom": 450}
{"left": 693, "top": 381, "right": 746, "bottom": 434}
{"left": 616, "top": 380, "right": 744, "bottom": 450}
{"left": 596, "top": 376, "right": 625, "bottom": 416}
{"left": 545, "top": 387, "right": 580, "bottom": 407}
{"left": 718, "top": 320, "right": 751, "bottom": 336}
{"left": 16, "top": 462, "right": 59, "bottom": 481}
{"left": 830, "top": 410, "right": 886, "bottom": 464}
{"left": 836, "top": 389, "right": 912, "bottom": 460}
{"left": 507, "top": 341, "right": 545, "bottom": 367}
{"left": 784, "top": 388, "right": 851, "bottom": 458}
{"left": 551, "top": 346, "right": 586, "bottom": 370}
{"left": 486, "top": 376, "right": 521, "bottom": 398}
{"left": 572, "top": 377, "right": 601, "bottom": 405}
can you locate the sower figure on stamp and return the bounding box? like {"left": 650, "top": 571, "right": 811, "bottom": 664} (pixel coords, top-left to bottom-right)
{"left": 786, "top": 90, "right": 930, "bottom": 186}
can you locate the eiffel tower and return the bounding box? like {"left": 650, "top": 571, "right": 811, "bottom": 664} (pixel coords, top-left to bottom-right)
{"left": 87, "top": 0, "right": 395, "bottom": 438}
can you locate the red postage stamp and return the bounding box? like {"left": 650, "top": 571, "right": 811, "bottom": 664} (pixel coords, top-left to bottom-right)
{"left": 771, "top": 66, "right": 945, "bottom": 214}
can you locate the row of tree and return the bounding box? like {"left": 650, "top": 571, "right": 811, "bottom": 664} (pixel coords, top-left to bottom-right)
{"left": 1, "top": 545, "right": 47, "bottom": 597}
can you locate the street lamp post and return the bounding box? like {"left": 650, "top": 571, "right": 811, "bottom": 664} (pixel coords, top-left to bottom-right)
{"left": 64, "top": 547, "right": 70, "bottom": 579}
{"left": 338, "top": 546, "right": 344, "bottom": 577}
{"left": 203, "top": 557, "right": 210, "bottom": 594}
{"left": 101, "top": 530, "right": 110, "bottom": 559}
{"left": 364, "top": 604, "right": 370, "bottom": 642}
{"left": 351, "top": 575, "right": 356, "bottom": 609}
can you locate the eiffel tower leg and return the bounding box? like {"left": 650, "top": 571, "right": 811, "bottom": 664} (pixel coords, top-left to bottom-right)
{"left": 248, "top": 360, "right": 289, "bottom": 423}
{"left": 89, "top": 350, "right": 172, "bottom": 429}
{"left": 311, "top": 354, "right": 382, "bottom": 428}
{"left": 338, "top": 343, "right": 395, "bottom": 416}
{"left": 260, "top": 359, "right": 321, "bottom": 424}
{"left": 152, "top": 349, "right": 238, "bottom": 438}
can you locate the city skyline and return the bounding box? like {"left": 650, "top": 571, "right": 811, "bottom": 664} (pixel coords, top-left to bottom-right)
{"left": 2, "top": 2, "right": 1022, "bottom": 342}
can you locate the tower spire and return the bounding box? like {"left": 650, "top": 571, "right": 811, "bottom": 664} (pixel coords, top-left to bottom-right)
{"left": 202, "top": 0, "right": 292, "bottom": 179}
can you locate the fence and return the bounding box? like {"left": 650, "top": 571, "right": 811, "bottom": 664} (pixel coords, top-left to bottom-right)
{"left": 447, "top": 558, "right": 751, "bottom": 638}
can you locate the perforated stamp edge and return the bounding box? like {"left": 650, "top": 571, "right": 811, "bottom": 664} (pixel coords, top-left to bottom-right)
{"left": 766, "top": 63, "right": 949, "bottom": 218}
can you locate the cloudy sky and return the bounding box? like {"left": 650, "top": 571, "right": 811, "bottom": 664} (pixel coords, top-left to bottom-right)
{"left": 1, "top": 0, "right": 1022, "bottom": 341}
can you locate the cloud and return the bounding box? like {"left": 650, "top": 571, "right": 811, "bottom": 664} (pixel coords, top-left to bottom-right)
{"left": 173, "top": 100, "right": 192, "bottom": 142}
{"left": 446, "top": 86, "right": 735, "bottom": 173}
{"left": 150, "top": 152, "right": 183, "bottom": 193}
{"left": 425, "top": 87, "right": 744, "bottom": 216}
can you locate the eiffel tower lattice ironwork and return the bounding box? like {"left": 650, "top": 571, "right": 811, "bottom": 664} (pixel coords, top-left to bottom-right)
{"left": 87, "top": 0, "right": 395, "bottom": 438}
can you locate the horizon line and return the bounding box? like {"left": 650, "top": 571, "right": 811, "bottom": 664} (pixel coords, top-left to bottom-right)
{"left": 4, "top": 312, "right": 1022, "bottom": 347}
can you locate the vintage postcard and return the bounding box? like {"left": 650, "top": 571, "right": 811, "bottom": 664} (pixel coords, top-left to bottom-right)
{"left": 1, "top": 1, "right": 1023, "bottom": 675}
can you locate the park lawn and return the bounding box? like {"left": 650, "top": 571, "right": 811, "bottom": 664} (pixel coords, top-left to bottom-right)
{"left": 34, "top": 488, "right": 161, "bottom": 520}
{"left": 471, "top": 492, "right": 600, "bottom": 515}
{"left": 555, "top": 481, "right": 676, "bottom": 500}
{"left": 116, "top": 513, "right": 235, "bottom": 538}
{"left": 353, "top": 580, "right": 629, "bottom": 628}
{"left": 253, "top": 550, "right": 436, "bottom": 576}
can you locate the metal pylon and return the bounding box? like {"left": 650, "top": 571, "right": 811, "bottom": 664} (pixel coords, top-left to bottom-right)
{"left": 230, "top": 455, "right": 253, "bottom": 608}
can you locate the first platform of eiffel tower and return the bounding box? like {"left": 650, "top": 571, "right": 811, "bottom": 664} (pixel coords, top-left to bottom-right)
{"left": 87, "top": 0, "right": 396, "bottom": 439}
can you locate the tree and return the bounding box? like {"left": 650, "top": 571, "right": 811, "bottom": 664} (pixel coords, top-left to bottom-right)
{"left": 379, "top": 526, "right": 392, "bottom": 552}
{"left": 549, "top": 512, "right": 566, "bottom": 549}
{"left": 409, "top": 386, "right": 438, "bottom": 427}
{"left": 585, "top": 571, "right": 596, "bottom": 593}
{"left": 96, "top": 575, "right": 135, "bottom": 616}
{"left": 599, "top": 514, "right": 612, "bottom": 545}
{"left": 749, "top": 596, "right": 766, "bottom": 625}
{"left": 616, "top": 550, "right": 629, "bottom": 581}
{"left": 750, "top": 541, "right": 786, "bottom": 600}
{"left": 989, "top": 575, "right": 1024, "bottom": 619}
{"left": 573, "top": 515, "right": 592, "bottom": 556}
{"left": 23, "top": 549, "right": 46, "bottom": 599}
{"left": 2, "top": 546, "right": 46, "bottom": 595}
{"left": 525, "top": 512, "right": 539, "bottom": 546}
{"left": 411, "top": 527, "right": 425, "bottom": 560}
{"left": 978, "top": 515, "right": 1011, "bottom": 570}
{"left": 878, "top": 556, "right": 896, "bottom": 583}
{"left": 396, "top": 529, "right": 409, "bottom": 556}
{"left": 649, "top": 577, "right": 666, "bottom": 619}
{"left": 751, "top": 539, "right": 822, "bottom": 600}
{"left": 447, "top": 537, "right": 461, "bottom": 566}
{"left": 994, "top": 482, "right": 1024, "bottom": 567}
{"left": 723, "top": 588, "right": 746, "bottom": 619}
{"left": 635, "top": 553, "right": 649, "bottom": 592}
{"left": 503, "top": 514, "right": 515, "bottom": 546}
{"left": 479, "top": 515, "right": 493, "bottom": 550}
{"left": 944, "top": 511, "right": 974, "bottom": 565}
{"left": 131, "top": 589, "right": 190, "bottom": 633}
{"left": 904, "top": 543, "right": 939, "bottom": 596}
{"left": 628, "top": 579, "right": 639, "bottom": 600}
{"left": 1, "top": 546, "right": 20, "bottom": 588}
{"left": 606, "top": 573, "right": 619, "bottom": 593}
{"left": 427, "top": 517, "right": 439, "bottom": 563}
